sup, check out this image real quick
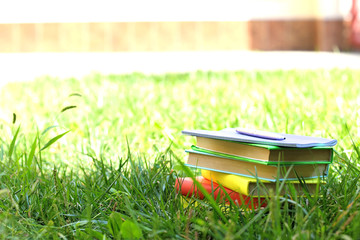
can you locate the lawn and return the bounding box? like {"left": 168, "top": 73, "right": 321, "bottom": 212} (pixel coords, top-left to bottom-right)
{"left": 0, "top": 70, "right": 360, "bottom": 239}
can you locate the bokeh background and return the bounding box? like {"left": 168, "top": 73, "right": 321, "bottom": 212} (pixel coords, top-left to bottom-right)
{"left": 0, "top": 0, "right": 358, "bottom": 53}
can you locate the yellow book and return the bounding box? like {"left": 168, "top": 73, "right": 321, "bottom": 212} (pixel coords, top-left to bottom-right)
{"left": 201, "top": 169, "right": 325, "bottom": 196}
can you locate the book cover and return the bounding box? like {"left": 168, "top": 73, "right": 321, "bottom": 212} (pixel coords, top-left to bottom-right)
{"left": 186, "top": 150, "right": 329, "bottom": 181}
{"left": 195, "top": 137, "right": 333, "bottom": 164}
{"left": 182, "top": 128, "right": 337, "bottom": 148}
{"left": 201, "top": 169, "right": 325, "bottom": 196}
{"left": 175, "top": 176, "right": 267, "bottom": 208}
{"left": 190, "top": 145, "right": 333, "bottom": 165}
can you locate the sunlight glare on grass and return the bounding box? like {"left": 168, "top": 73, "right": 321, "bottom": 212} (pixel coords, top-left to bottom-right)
{"left": 0, "top": 69, "right": 360, "bottom": 238}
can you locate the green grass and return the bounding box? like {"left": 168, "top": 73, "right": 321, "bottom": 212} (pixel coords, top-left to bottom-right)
{"left": 0, "top": 69, "right": 360, "bottom": 239}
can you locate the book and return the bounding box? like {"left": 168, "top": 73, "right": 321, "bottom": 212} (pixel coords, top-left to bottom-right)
{"left": 175, "top": 176, "right": 267, "bottom": 208}
{"left": 201, "top": 170, "right": 325, "bottom": 196}
{"left": 182, "top": 128, "right": 337, "bottom": 148}
{"left": 186, "top": 150, "right": 329, "bottom": 181}
{"left": 193, "top": 138, "right": 333, "bottom": 164}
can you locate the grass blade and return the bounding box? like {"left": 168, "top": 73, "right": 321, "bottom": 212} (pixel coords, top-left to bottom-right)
{"left": 69, "top": 93, "right": 82, "bottom": 97}
{"left": 40, "top": 130, "right": 70, "bottom": 151}
{"left": 8, "top": 125, "right": 20, "bottom": 158}
{"left": 61, "top": 106, "right": 77, "bottom": 113}
{"left": 12, "top": 113, "right": 16, "bottom": 124}
{"left": 27, "top": 135, "right": 38, "bottom": 168}
{"left": 41, "top": 125, "right": 58, "bottom": 136}
{"left": 177, "top": 160, "right": 227, "bottom": 223}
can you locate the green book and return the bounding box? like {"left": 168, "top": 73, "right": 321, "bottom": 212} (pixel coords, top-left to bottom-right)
{"left": 192, "top": 136, "right": 333, "bottom": 165}
{"left": 185, "top": 149, "right": 330, "bottom": 182}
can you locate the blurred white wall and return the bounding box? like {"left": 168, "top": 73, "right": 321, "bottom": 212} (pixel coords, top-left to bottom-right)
{"left": 0, "top": 0, "right": 353, "bottom": 23}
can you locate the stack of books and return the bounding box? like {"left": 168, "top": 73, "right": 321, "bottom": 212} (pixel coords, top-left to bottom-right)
{"left": 175, "top": 128, "right": 337, "bottom": 208}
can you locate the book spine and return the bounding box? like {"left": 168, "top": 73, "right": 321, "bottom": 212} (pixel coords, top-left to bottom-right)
{"left": 175, "top": 177, "right": 267, "bottom": 208}
{"left": 187, "top": 148, "right": 332, "bottom": 165}
{"left": 185, "top": 164, "right": 328, "bottom": 182}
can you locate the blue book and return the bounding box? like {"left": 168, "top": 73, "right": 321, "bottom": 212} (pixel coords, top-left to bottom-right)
{"left": 182, "top": 128, "right": 337, "bottom": 148}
